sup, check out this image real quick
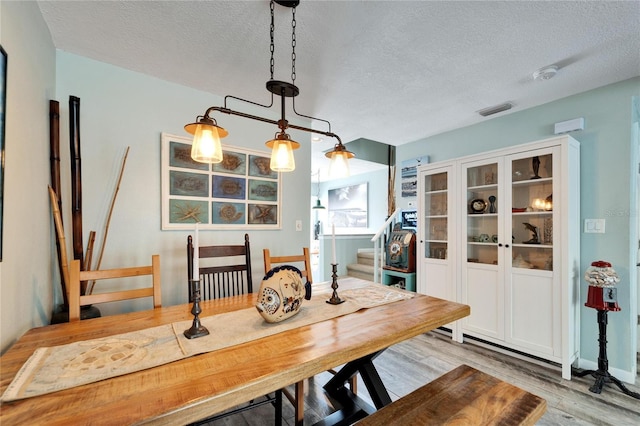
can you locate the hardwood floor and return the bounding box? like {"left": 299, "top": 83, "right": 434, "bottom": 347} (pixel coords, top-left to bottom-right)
{"left": 201, "top": 331, "right": 640, "bottom": 425}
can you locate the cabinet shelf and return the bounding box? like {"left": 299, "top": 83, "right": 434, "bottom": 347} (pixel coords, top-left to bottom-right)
{"left": 512, "top": 211, "right": 552, "bottom": 216}
{"left": 424, "top": 189, "right": 448, "bottom": 195}
{"left": 467, "top": 213, "right": 498, "bottom": 218}
{"left": 467, "top": 183, "right": 498, "bottom": 191}
{"left": 425, "top": 214, "right": 448, "bottom": 219}
{"left": 512, "top": 243, "right": 552, "bottom": 249}
{"left": 512, "top": 177, "right": 552, "bottom": 186}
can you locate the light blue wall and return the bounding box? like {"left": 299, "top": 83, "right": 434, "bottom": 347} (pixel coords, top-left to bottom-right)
{"left": 316, "top": 168, "right": 387, "bottom": 280}
{"left": 396, "top": 77, "right": 640, "bottom": 376}
{"left": 54, "top": 52, "right": 313, "bottom": 312}
{"left": 1, "top": 1, "right": 57, "bottom": 353}
{"left": 1, "top": 0, "right": 314, "bottom": 354}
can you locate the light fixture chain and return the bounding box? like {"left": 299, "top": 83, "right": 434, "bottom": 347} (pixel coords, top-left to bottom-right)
{"left": 291, "top": 5, "right": 296, "bottom": 84}
{"left": 270, "top": 0, "right": 275, "bottom": 80}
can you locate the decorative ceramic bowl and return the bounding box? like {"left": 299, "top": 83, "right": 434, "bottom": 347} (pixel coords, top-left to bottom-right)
{"left": 256, "top": 265, "right": 312, "bottom": 323}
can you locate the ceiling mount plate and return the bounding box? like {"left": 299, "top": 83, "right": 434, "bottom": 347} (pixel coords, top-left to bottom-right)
{"left": 274, "top": 1, "right": 300, "bottom": 7}
{"left": 266, "top": 80, "right": 299, "bottom": 97}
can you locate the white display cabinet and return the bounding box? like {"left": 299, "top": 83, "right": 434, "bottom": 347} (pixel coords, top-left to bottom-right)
{"left": 417, "top": 136, "right": 580, "bottom": 379}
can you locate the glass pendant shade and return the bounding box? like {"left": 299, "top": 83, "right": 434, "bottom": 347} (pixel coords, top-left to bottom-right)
{"left": 266, "top": 136, "right": 300, "bottom": 172}
{"left": 184, "top": 118, "right": 227, "bottom": 164}
{"left": 191, "top": 123, "right": 223, "bottom": 163}
{"left": 326, "top": 144, "right": 354, "bottom": 178}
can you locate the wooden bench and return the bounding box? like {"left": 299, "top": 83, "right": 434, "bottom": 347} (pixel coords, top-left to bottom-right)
{"left": 357, "top": 365, "right": 546, "bottom": 425}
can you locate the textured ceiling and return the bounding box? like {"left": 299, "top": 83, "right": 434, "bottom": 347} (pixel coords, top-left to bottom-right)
{"left": 37, "top": 1, "right": 640, "bottom": 180}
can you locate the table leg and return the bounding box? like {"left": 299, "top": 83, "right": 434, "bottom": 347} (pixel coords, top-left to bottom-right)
{"left": 316, "top": 350, "right": 392, "bottom": 426}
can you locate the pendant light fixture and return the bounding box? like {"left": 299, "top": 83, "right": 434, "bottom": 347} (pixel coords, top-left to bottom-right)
{"left": 312, "top": 169, "right": 325, "bottom": 209}
{"left": 326, "top": 142, "right": 354, "bottom": 178}
{"left": 184, "top": 0, "right": 354, "bottom": 173}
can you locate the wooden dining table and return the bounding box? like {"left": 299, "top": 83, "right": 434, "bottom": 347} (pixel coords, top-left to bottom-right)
{"left": 0, "top": 277, "right": 469, "bottom": 425}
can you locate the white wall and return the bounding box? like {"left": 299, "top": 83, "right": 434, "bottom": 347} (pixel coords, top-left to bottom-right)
{"left": 1, "top": 1, "right": 57, "bottom": 353}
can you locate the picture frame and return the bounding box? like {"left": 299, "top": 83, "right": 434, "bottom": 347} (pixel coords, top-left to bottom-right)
{"left": 161, "top": 133, "right": 281, "bottom": 230}
{"left": 0, "top": 45, "right": 7, "bottom": 261}
{"left": 328, "top": 183, "right": 368, "bottom": 228}
{"left": 401, "top": 155, "right": 429, "bottom": 197}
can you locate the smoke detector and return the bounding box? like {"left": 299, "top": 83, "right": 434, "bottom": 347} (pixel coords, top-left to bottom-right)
{"left": 533, "top": 65, "right": 558, "bottom": 81}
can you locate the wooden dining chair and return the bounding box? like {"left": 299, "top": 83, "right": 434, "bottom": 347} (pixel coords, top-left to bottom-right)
{"left": 263, "top": 247, "right": 313, "bottom": 285}
{"left": 68, "top": 255, "right": 162, "bottom": 321}
{"left": 186, "top": 233, "right": 253, "bottom": 302}
{"left": 263, "top": 247, "right": 356, "bottom": 426}
{"left": 187, "top": 234, "right": 282, "bottom": 426}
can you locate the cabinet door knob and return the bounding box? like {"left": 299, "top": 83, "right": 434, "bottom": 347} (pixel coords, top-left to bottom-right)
{"left": 505, "top": 244, "right": 510, "bottom": 248}
{"left": 498, "top": 243, "right": 503, "bottom": 247}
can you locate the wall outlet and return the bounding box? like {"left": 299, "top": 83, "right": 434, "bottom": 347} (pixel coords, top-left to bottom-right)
{"left": 295, "top": 220, "right": 302, "bottom": 231}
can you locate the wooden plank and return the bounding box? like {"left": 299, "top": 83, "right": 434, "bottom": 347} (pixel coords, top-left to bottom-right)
{"left": 0, "top": 278, "right": 469, "bottom": 426}
{"left": 357, "top": 365, "right": 546, "bottom": 426}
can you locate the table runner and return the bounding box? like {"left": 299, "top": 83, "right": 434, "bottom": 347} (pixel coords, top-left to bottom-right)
{"left": 2, "top": 283, "right": 412, "bottom": 402}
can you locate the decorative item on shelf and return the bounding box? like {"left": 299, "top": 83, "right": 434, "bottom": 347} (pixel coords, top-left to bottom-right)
{"left": 543, "top": 217, "right": 553, "bottom": 244}
{"left": 575, "top": 261, "right": 639, "bottom": 399}
{"left": 484, "top": 171, "right": 495, "bottom": 185}
{"left": 512, "top": 254, "right": 534, "bottom": 269}
{"left": 470, "top": 198, "right": 487, "bottom": 214}
{"left": 478, "top": 234, "right": 490, "bottom": 243}
{"left": 532, "top": 195, "right": 553, "bottom": 211}
{"left": 532, "top": 156, "right": 541, "bottom": 179}
{"left": 491, "top": 234, "right": 498, "bottom": 243}
{"left": 256, "top": 265, "right": 311, "bottom": 323}
{"left": 512, "top": 207, "right": 526, "bottom": 213}
{"left": 488, "top": 195, "right": 496, "bottom": 213}
{"left": 522, "top": 222, "right": 540, "bottom": 244}
{"left": 183, "top": 0, "right": 354, "bottom": 174}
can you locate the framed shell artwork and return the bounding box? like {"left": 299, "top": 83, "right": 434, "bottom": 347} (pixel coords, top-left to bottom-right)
{"left": 161, "top": 133, "right": 281, "bottom": 230}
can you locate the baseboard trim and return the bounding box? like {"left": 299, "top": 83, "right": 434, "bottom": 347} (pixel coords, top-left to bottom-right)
{"left": 577, "top": 358, "right": 636, "bottom": 385}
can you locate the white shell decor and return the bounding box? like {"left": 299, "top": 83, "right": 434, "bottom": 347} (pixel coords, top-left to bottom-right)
{"left": 512, "top": 254, "right": 534, "bottom": 269}
{"left": 584, "top": 261, "right": 620, "bottom": 288}
{"left": 256, "top": 265, "right": 312, "bottom": 323}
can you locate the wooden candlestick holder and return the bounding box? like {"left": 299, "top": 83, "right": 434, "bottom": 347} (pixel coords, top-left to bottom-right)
{"left": 184, "top": 279, "right": 209, "bottom": 339}
{"left": 326, "top": 263, "right": 344, "bottom": 305}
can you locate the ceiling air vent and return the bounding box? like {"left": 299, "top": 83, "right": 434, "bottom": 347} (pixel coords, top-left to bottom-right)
{"left": 478, "top": 102, "right": 513, "bottom": 117}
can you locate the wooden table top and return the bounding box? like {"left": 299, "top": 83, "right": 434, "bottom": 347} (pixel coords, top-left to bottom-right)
{"left": 0, "top": 278, "right": 469, "bottom": 425}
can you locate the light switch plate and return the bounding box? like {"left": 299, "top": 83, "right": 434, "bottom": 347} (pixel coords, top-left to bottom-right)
{"left": 295, "top": 220, "right": 302, "bottom": 231}
{"left": 584, "top": 219, "right": 605, "bottom": 233}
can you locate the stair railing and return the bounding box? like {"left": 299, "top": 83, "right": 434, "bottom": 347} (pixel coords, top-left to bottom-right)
{"left": 370, "top": 208, "right": 402, "bottom": 283}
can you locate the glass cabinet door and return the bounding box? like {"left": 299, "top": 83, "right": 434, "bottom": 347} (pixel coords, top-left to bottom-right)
{"left": 465, "top": 161, "right": 499, "bottom": 266}
{"left": 423, "top": 171, "right": 448, "bottom": 260}
{"left": 509, "top": 151, "right": 554, "bottom": 271}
